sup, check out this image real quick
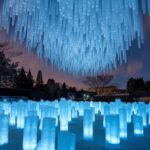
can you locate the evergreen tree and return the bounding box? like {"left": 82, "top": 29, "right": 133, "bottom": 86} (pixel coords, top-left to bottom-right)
{"left": 68, "top": 87, "right": 77, "bottom": 93}
{"left": 62, "top": 82, "right": 68, "bottom": 97}
{"left": 127, "top": 77, "right": 145, "bottom": 93}
{"left": 46, "top": 79, "right": 56, "bottom": 98}
{"left": 54, "top": 83, "right": 61, "bottom": 99}
{"left": 16, "top": 67, "right": 27, "bottom": 89}
{"left": 26, "top": 69, "right": 34, "bottom": 89}
{"left": 36, "top": 70, "right": 43, "bottom": 87}
{"left": 145, "top": 81, "right": 150, "bottom": 91}
{"left": 0, "top": 45, "right": 18, "bottom": 88}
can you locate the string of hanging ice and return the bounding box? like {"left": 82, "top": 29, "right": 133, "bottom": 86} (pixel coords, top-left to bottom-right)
{"left": 0, "top": 0, "right": 149, "bottom": 75}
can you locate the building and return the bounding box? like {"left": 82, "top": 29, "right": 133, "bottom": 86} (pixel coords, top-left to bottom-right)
{"left": 88, "top": 86, "right": 126, "bottom": 96}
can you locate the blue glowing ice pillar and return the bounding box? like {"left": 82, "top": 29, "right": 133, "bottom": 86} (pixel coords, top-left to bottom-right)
{"left": 0, "top": 108, "right": 4, "bottom": 114}
{"left": 17, "top": 103, "right": 26, "bottom": 129}
{"left": 39, "top": 106, "right": 47, "bottom": 130}
{"left": 57, "top": 132, "right": 76, "bottom": 150}
{"left": 126, "top": 104, "right": 132, "bottom": 123}
{"left": 23, "top": 116, "right": 38, "bottom": 150}
{"left": 132, "top": 102, "right": 138, "bottom": 115}
{"left": 9, "top": 103, "right": 17, "bottom": 126}
{"left": 78, "top": 102, "right": 84, "bottom": 116}
{"left": 103, "top": 104, "right": 110, "bottom": 127}
{"left": 39, "top": 105, "right": 54, "bottom": 130}
{"left": 2, "top": 101, "right": 11, "bottom": 115}
{"left": 49, "top": 107, "right": 58, "bottom": 126}
{"left": 91, "top": 107, "right": 95, "bottom": 122}
{"left": 0, "top": 114, "right": 9, "bottom": 145}
{"left": 148, "top": 106, "right": 150, "bottom": 125}
{"left": 67, "top": 100, "right": 72, "bottom": 122}
{"left": 119, "top": 108, "right": 127, "bottom": 138}
{"left": 93, "top": 102, "right": 99, "bottom": 114}
{"left": 133, "top": 115, "right": 143, "bottom": 136}
{"left": 137, "top": 104, "right": 147, "bottom": 126}
{"left": 59, "top": 100, "right": 68, "bottom": 131}
{"left": 105, "top": 115, "right": 120, "bottom": 144}
{"left": 27, "top": 110, "right": 38, "bottom": 116}
{"left": 37, "top": 117, "right": 56, "bottom": 150}
{"left": 100, "top": 102, "right": 104, "bottom": 115}
{"left": 110, "top": 102, "right": 119, "bottom": 115}
{"left": 83, "top": 109, "right": 93, "bottom": 140}
{"left": 71, "top": 107, "right": 78, "bottom": 119}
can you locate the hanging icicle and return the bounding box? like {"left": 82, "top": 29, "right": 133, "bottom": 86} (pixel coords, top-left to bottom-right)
{"left": 0, "top": 0, "right": 149, "bottom": 75}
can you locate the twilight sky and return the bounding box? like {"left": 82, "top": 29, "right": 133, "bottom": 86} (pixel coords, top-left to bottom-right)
{"left": 0, "top": 14, "right": 150, "bottom": 90}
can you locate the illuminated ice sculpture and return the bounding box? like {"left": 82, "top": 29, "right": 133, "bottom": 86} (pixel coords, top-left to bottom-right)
{"left": 71, "top": 107, "right": 78, "bottom": 119}
{"left": 103, "top": 104, "right": 110, "bottom": 127}
{"left": 137, "top": 104, "right": 147, "bottom": 126}
{"left": 133, "top": 115, "right": 144, "bottom": 136}
{"left": 49, "top": 107, "right": 58, "bottom": 126}
{"left": 0, "top": 114, "right": 9, "bottom": 145}
{"left": 83, "top": 109, "right": 93, "bottom": 140}
{"left": 119, "top": 108, "right": 127, "bottom": 138}
{"left": 16, "top": 103, "right": 26, "bottom": 129}
{"left": 39, "top": 106, "right": 50, "bottom": 130}
{"left": 23, "top": 116, "right": 38, "bottom": 150}
{"left": 57, "top": 132, "right": 76, "bottom": 150}
{"left": 105, "top": 115, "right": 120, "bottom": 144}
{"left": 126, "top": 104, "right": 132, "bottom": 123}
{"left": 37, "top": 117, "right": 56, "bottom": 150}
{"left": 59, "top": 99, "right": 68, "bottom": 131}
{"left": 9, "top": 103, "right": 17, "bottom": 126}
{"left": 0, "top": 0, "right": 148, "bottom": 75}
{"left": 148, "top": 106, "right": 150, "bottom": 125}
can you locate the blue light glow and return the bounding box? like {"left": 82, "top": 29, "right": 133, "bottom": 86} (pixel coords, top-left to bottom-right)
{"left": 105, "top": 115, "right": 120, "bottom": 144}
{"left": 23, "top": 116, "right": 38, "bottom": 150}
{"left": 119, "top": 108, "right": 127, "bottom": 138}
{"left": 59, "top": 99, "right": 69, "bottom": 131}
{"left": 0, "top": 98, "right": 149, "bottom": 149}
{"left": 57, "top": 132, "right": 76, "bottom": 150}
{"left": 0, "top": 114, "right": 9, "bottom": 145}
{"left": 133, "top": 115, "right": 144, "bottom": 136}
{"left": 83, "top": 109, "right": 93, "bottom": 140}
{"left": 0, "top": 0, "right": 148, "bottom": 75}
{"left": 37, "top": 117, "right": 56, "bottom": 150}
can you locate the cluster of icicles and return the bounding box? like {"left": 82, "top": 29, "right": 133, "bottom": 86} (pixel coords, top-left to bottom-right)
{"left": 0, "top": 0, "right": 150, "bottom": 75}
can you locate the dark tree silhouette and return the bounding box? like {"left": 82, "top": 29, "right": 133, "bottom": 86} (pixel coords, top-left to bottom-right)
{"left": 127, "top": 77, "right": 145, "bottom": 93}
{"left": 135, "top": 78, "right": 145, "bottom": 91}
{"left": 36, "top": 70, "right": 43, "bottom": 87}
{"left": 46, "top": 79, "right": 57, "bottom": 98}
{"left": 16, "top": 67, "right": 27, "bottom": 89}
{"left": 0, "top": 44, "right": 18, "bottom": 88}
{"left": 26, "top": 69, "right": 34, "bottom": 89}
{"left": 61, "top": 82, "right": 68, "bottom": 97}
{"left": 68, "top": 87, "right": 77, "bottom": 93}
{"left": 127, "top": 78, "right": 135, "bottom": 93}
{"left": 145, "top": 81, "right": 150, "bottom": 92}
{"left": 54, "top": 83, "right": 61, "bottom": 99}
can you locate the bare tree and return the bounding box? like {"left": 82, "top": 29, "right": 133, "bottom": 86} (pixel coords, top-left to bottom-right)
{"left": 83, "top": 74, "right": 114, "bottom": 89}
